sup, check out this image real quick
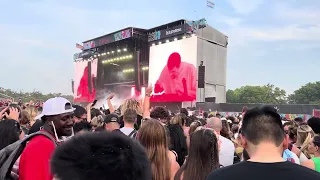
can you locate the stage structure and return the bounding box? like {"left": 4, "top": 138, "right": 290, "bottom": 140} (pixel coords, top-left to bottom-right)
{"left": 73, "top": 18, "right": 228, "bottom": 107}
{"left": 73, "top": 28, "right": 148, "bottom": 102}
{"left": 147, "top": 19, "right": 228, "bottom": 105}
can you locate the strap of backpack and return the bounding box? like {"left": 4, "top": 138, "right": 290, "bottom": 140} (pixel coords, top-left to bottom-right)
{"left": 0, "top": 131, "right": 58, "bottom": 179}
{"left": 128, "top": 130, "right": 137, "bottom": 138}
{"left": 23, "top": 131, "right": 58, "bottom": 146}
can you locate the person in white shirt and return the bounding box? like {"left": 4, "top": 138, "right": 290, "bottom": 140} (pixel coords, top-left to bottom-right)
{"left": 120, "top": 108, "right": 137, "bottom": 138}
{"left": 207, "top": 117, "right": 235, "bottom": 167}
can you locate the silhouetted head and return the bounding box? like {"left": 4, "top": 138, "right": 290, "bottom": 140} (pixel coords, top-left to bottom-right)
{"left": 51, "top": 132, "right": 151, "bottom": 180}
{"left": 240, "top": 106, "right": 287, "bottom": 156}
{"left": 167, "top": 52, "right": 181, "bottom": 79}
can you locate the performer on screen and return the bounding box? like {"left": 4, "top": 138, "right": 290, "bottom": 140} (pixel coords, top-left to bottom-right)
{"left": 76, "top": 66, "right": 96, "bottom": 102}
{"left": 154, "top": 52, "right": 196, "bottom": 100}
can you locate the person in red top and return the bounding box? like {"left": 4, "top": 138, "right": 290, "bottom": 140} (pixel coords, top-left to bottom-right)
{"left": 19, "top": 97, "right": 75, "bottom": 180}
{"left": 75, "top": 66, "right": 96, "bottom": 102}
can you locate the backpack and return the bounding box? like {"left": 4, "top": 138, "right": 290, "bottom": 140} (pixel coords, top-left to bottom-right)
{"left": 0, "top": 131, "right": 58, "bottom": 180}
{"left": 128, "top": 130, "right": 137, "bottom": 139}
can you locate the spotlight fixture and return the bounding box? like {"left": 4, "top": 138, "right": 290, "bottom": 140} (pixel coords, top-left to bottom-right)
{"left": 142, "top": 66, "right": 149, "bottom": 71}
{"left": 117, "top": 49, "right": 121, "bottom": 52}
{"left": 102, "top": 54, "right": 133, "bottom": 64}
{"left": 107, "top": 52, "right": 110, "bottom": 55}
{"left": 123, "top": 48, "right": 127, "bottom": 52}
{"left": 112, "top": 51, "right": 115, "bottom": 53}
{"left": 98, "top": 54, "right": 101, "bottom": 57}
{"left": 122, "top": 68, "right": 134, "bottom": 73}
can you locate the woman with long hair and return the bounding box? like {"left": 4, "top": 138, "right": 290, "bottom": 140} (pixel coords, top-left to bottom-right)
{"left": 168, "top": 114, "right": 188, "bottom": 166}
{"left": 174, "top": 129, "right": 220, "bottom": 180}
{"left": 0, "top": 119, "right": 23, "bottom": 150}
{"left": 292, "top": 125, "right": 315, "bottom": 162}
{"left": 302, "top": 136, "right": 320, "bottom": 172}
{"left": 186, "top": 120, "right": 202, "bottom": 148}
{"left": 0, "top": 120, "right": 24, "bottom": 180}
{"left": 220, "top": 118, "right": 232, "bottom": 140}
{"left": 138, "top": 119, "right": 180, "bottom": 180}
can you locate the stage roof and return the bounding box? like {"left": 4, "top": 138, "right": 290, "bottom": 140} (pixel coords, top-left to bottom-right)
{"left": 82, "top": 19, "right": 188, "bottom": 43}
{"left": 83, "top": 27, "right": 147, "bottom": 43}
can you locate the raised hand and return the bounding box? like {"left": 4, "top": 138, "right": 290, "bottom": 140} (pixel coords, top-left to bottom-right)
{"left": 107, "top": 93, "right": 115, "bottom": 100}
{"left": 5, "top": 107, "right": 20, "bottom": 121}
{"left": 145, "top": 86, "right": 153, "bottom": 96}
{"left": 0, "top": 107, "right": 8, "bottom": 119}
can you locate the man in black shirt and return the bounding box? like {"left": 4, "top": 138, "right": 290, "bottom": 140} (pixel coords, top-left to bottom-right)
{"left": 207, "top": 106, "right": 320, "bottom": 180}
{"left": 104, "top": 113, "right": 121, "bottom": 133}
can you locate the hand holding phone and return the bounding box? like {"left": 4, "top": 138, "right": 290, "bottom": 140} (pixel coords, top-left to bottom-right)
{"left": 92, "top": 100, "right": 98, "bottom": 107}
{"left": 107, "top": 93, "right": 115, "bottom": 100}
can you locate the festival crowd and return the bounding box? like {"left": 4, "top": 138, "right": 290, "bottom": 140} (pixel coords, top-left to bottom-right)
{"left": 0, "top": 86, "right": 320, "bottom": 180}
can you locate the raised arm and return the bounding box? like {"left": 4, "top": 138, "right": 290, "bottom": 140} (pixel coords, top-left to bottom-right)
{"left": 143, "top": 87, "right": 153, "bottom": 119}
{"left": 107, "top": 93, "right": 115, "bottom": 113}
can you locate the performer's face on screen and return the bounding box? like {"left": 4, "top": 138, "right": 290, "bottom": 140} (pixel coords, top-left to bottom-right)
{"left": 169, "top": 67, "right": 179, "bottom": 79}
{"left": 167, "top": 52, "right": 182, "bottom": 79}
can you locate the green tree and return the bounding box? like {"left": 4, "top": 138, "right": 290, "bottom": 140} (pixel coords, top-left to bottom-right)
{"left": 226, "top": 84, "right": 287, "bottom": 104}
{"left": 288, "top": 81, "right": 320, "bottom": 104}
{"left": 0, "top": 88, "right": 73, "bottom": 103}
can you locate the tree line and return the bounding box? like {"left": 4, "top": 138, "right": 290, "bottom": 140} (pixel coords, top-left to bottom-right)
{"left": 227, "top": 81, "right": 320, "bottom": 104}
{"left": 1, "top": 81, "right": 319, "bottom": 105}
{"left": 0, "top": 88, "right": 73, "bottom": 103}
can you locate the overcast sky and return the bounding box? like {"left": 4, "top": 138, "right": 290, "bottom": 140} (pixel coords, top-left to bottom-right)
{"left": 1, "top": 0, "right": 319, "bottom": 95}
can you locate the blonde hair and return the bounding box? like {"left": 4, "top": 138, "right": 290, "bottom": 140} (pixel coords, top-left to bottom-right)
{"left": 170, "top": 114, "right": 184, "bottom": 127}
{"left": 23, "top": 106, "right": 39, "bottom": 125}
{"left": 91, "top": 115, "right": 104, "bottom": 128}
{"left": 297, "top": 125, "right": 315, "bottom": 158}
{"left": 120, "top": 98, "right": 142, "bottom": 116}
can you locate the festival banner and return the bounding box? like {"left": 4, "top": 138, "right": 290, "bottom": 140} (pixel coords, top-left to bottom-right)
{"left": 313, "top": 109, "right": 320, "bottom": 118}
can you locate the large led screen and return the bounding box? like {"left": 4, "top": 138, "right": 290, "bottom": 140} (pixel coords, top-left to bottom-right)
{"left": 149, "top": 36, "right": 197, "bottom": 102}
{"left": 74, "top": 59, "right": 98, "bottom": 102}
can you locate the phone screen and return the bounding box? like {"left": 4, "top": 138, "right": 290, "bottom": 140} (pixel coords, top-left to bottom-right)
{"left": 92, "top": 100, "right": 98, "bottom": 106}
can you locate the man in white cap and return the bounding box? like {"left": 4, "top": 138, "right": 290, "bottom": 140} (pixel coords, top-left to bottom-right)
{"left": 19, "top": 97, "right": 75, "bottom": 180}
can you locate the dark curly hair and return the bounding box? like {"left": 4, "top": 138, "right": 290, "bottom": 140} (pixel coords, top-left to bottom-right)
{"left": 51, "top": 132, "right": 151, "bottom": 180}
{"left": 180, "top": 108, "right": 189, "bottom": 116}
{"left": 150, "top": 106, "right": 169, "bottom": 120}
{"left": 308, "top": 117, "right": 320, "bottom": 134}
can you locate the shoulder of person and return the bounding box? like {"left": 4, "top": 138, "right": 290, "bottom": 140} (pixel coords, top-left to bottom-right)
{"left": 301, "top": 159, "right": 315, "bottom": 170}
{"left": 206, "top": 162, "right": 245, "bottom": 179}
{"left": 168, "top": 150, "right": 177, "bottom": 161}
{"left": 289, "top": 162, "right": 320, "bottom": 179}
{"left": 220, "top": 136, "right": 235, "bottom": 146}
{"left": 24, "top": 134, "right": 56, "bottom": 152}
{"left": 289, "top": 150, "right": 301, "bottom": 165}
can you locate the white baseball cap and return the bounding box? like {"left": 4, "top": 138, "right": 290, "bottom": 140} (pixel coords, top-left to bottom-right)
{"left": 35, "top": 97, "right": 75, "bottom": 120}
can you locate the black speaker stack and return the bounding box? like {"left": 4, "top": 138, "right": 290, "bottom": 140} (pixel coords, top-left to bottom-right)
{"left": 198, "top": 65, "right": 205, "bottom": 88}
